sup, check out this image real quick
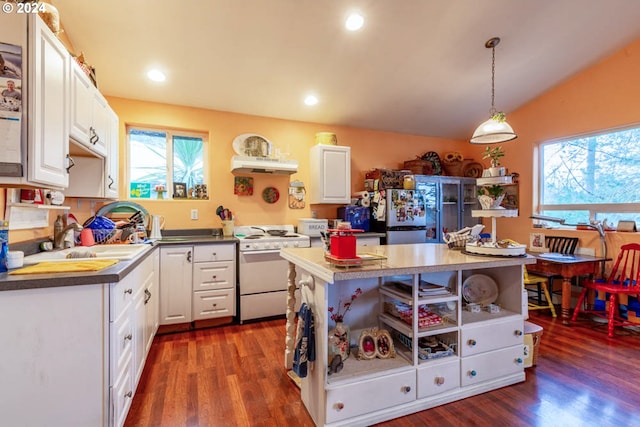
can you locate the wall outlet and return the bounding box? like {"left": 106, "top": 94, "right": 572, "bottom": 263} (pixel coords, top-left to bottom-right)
{"left": 191, "top": 209, "right": 198, "bottom": 220}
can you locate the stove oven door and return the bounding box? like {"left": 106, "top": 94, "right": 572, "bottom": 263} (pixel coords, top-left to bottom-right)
{"left": 238, "top": 249, "right": 301, "bottom": 323}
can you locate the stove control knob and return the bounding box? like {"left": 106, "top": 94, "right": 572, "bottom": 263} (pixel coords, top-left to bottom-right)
{"left": 282, "top": 241, "right": 289, "bottom": 248}
{"left": 252, "top": 243, "right": 259, "bottom": 249}
{"left": 273, "top": 242, "right": 281, "bottom": 249}
{"left": 293, "top": 241, "right": 300, "bottom": 247}
{"left": 265, "top": 242, "right": 271, "bottom": 249}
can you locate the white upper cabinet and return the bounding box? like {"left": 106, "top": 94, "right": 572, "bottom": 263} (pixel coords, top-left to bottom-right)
{"left": 309, "top": 145, "right": 351, "bottom": 204}
{"left": 27, "top": 15, "right": 70, "bottom": 188}
{"left": 69, "top": 61, "right": 108, "bottom": 157}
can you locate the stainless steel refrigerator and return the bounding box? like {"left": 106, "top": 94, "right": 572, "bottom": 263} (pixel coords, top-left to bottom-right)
{"left": 371, "top": 188, "right": 428, "bottom": 244}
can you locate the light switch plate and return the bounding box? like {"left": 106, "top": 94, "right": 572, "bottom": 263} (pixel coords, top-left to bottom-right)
{"left": 191, "top": 209, "right": 198, "bottom": 220}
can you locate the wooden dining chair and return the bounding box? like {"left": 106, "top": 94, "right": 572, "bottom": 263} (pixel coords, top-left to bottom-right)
{"left": 524, "top": 267, "right": 557, "bottom": 317}
{"left": 571, "top": 243, "right": 640, "bottom": 337}
{"left": 533, "top": 236, "right": 580, "bottom": 299}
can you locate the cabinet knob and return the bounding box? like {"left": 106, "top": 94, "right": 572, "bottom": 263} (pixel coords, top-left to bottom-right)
{"left": 124, "top": 334, "right": 132, "bottom": 341}
{"left": 124, "top": 391, "right": 132, "bottom": 398}
{"left": 401, "top": 385, "right": 411, "bottom": 394}
{"left": 468, "top": 370, "right": 477, "bottom": 377}
{"left": 514, "top": 330, "right": 523, "bottom": 336}
{"left": 333, "top": 402, "right": 344, "bottom": 411}
{"left": 516, "top": 357, "right": 523, "bottom": 364}
{"left": 124, "top": 288, "right": 133, "bottom": 295}
{"left": 435, "top": 376, "right": 445, "bottom": 385}
{"left": 212, "top": 275, "right": 217, "bottom": 280}
{"left": 467, "top": 339, "right": 477, "bottom": 346}
{"left": 212, "top": 303, "right": 217, "bottom": 307}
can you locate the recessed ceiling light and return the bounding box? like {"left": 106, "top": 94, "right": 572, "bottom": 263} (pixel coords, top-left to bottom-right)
{"left": 345, "top": 13, "right": 364, "bottom": 31}
{"left": 304, "top": 95, "right": 319, "bottom": 106}
{"left": 147, "top": 69, "right": 166, "bottom": 82}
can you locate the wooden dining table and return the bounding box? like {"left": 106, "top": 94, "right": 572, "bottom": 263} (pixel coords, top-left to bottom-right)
{"left": 528, "top": 253, "right": 608, "bottom": 324}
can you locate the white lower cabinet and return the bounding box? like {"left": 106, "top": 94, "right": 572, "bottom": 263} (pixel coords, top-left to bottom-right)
{"left": 326, "top": 370, "right": 415, "bottom": 424}
{"left": 160, "top": 243, "right": 236, "bottom": 325}
{"left": 109, "top": 252, "right": 157, "bottom": 427}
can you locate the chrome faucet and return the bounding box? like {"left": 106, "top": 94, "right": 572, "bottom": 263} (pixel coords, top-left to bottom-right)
{"left": 54, "top": 223, "right": 83, "bottom": 249}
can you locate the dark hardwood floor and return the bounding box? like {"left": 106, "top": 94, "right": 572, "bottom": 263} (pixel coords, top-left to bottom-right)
{"left": 125, "top": 311, "right": 640, "bottom": 427}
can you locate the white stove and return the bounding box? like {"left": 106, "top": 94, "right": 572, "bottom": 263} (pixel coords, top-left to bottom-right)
{"left": 235, "top": 225, "right": 310, "bottom": 252}
{"left": 235, "top": 225, "right": 310, "bottom": 323}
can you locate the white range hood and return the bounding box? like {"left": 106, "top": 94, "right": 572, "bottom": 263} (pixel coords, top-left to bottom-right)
{"left": 231, "top": 155, "right": 298, "bottom": 175}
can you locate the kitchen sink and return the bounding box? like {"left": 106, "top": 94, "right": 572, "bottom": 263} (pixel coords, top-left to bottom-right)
{"left": 23, "top": 244, "right": 152, "bottom": 265}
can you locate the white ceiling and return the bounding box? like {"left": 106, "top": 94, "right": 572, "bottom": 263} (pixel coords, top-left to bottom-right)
{"left": 51, "top": 0, "right": 640, "bottom": 140}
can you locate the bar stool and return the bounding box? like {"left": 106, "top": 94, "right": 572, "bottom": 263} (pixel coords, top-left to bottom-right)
{"left": 524, "top": 267, "right": 557, "bottom": 317}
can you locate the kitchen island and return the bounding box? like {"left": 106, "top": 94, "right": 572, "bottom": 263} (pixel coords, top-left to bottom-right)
{"left": 280, "top": 244, "right": 536, "bottom": 427}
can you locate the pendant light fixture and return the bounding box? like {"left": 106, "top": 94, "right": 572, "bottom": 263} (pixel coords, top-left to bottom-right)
{"left": 470, "top": 37, "right": 517, "bottom": 144}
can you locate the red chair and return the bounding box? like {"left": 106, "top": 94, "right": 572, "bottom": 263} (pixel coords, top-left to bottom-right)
{"left": 571, "top": 243, "right": 640, "bottom": 337}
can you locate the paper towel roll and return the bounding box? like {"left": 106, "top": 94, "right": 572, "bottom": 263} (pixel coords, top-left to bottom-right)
{"left": 352, "top": 191, "right": 370, "bottom": 200}
{"left": 360, "top": 197, "right": 371, "bottom": 208}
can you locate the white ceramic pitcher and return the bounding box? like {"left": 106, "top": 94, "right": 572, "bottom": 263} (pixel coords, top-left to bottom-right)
{"left": 149, "top": 215, "right": 165, "bottom": 239}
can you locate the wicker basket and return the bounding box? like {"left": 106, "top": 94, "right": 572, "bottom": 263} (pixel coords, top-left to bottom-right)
{"left": 403, "top": 158, "right": 433, "bottom": 175}
{"left": 524, "top": 321, "right": 543, "bottom": 366}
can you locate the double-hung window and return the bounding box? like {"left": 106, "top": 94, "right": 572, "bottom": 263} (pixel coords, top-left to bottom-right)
{"left": 537, "top": 125, "right": 640, "bottom": 227}
{"left": 127, "top": 127, "right": 207, "bottom": 200}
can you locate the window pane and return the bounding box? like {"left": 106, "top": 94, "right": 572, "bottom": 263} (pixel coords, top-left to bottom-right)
{"left": 172, "top": 135, "right": 203, "bottom": 190}
{"left": 541, "top": 128, "right": 640, "bottom": 206}
{"left": 129, "top": 129, "right": 167, "bottom": 197}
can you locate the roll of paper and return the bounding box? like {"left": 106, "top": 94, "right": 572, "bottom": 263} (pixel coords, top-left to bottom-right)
{"left": 360, "top": 197, "right": 371, "bottom": 208}
{"left": 352, "top": 191, "right": 370, "bottom": 200}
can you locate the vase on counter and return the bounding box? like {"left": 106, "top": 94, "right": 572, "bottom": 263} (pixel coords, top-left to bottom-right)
{"left": 328, "top": 321, "right": 350, "bottom": 361}
{"left": 157, "top": 191, "right": 165, "bottom": 200}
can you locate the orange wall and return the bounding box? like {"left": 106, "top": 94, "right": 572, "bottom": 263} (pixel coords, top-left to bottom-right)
{"left": 477, "top": 36, "right": 640, "bottom": 256}
{"left": 105, "top": 96, "right": 469, "bottom": 230}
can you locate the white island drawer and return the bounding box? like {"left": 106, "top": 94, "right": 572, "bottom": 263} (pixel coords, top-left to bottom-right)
{"left": 417, "top": 358, "right": 460, "bottom": 398}
{"left": 461, "top": 345, "right": 524, "bottom": 387}
{"left": 460, "top": 317, "right": 523, "bottom": 357}
{"left": 325, "top": 370, "right": 415, "bottom": 424}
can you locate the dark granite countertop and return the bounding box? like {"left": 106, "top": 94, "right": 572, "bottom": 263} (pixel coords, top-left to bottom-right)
{"left": 1, "top": 229, "right": 238, "bottom": 291}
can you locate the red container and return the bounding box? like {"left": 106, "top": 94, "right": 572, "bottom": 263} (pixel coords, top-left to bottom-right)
{"left": 330, "top": 234, "right": 357, "bottom": 259}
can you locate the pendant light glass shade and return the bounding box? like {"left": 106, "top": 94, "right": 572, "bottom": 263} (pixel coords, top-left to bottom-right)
{"left": 470, "top": 37, "right": 517, "bottom": 144}
{"left": 470, "top": 117, "right": 517, "bottom": 144}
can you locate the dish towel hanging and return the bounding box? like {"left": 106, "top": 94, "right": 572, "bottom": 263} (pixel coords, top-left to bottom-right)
{"left": 292, "top": 303, "right": 315, "bottom": 378}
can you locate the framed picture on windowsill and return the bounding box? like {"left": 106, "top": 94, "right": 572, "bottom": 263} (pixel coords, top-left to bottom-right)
{"left": 173, "top": 182, "right": 187, "bottom": 199}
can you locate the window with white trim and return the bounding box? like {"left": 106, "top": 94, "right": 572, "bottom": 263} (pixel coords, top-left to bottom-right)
{"left": 127, "top": 127, "right": 207, "bottom": 200}
{"left": 537, "top": 125, "right": 640, "bottom": 228}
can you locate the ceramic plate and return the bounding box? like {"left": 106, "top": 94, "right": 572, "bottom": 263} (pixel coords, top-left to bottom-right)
{"left": 262, "top": 187, "right": 280, "bottom": 203}
{"left": 462, "top": 274, "right": 499, "bottom": 305}
{"left": 232, "top": 133, "right": 272, "bottom": 157}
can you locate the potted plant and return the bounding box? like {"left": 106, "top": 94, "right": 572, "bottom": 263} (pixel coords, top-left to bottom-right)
{"left": 477, "top": 185, "right": 505, "bottom": 209}
{"left": 482, "top": 146, "right": 506, "bottom": 177}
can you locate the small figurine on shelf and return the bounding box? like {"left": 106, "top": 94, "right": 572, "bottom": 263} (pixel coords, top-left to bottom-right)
{"left": 328, "top": 288, "right": 363, "bottom": 361}
{"left": 154, "top": 184, "right": 166, "bottom": 199}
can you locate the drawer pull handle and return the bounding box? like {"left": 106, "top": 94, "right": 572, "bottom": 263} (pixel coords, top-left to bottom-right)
{"left": 333, "top": 402, "right": 344, "bottom": 411}
{"left": 124, "top": 334, "right": 132, "bottom": 341}
{"left": 516, "top": 357, "right": 523, "bottom": 364}
{"left": 124, "top": 288, "right": 133, "bottom": 295}
{"left": 124, "top": 391, "right": 132, "bottom": 398}
{"left": 435, "top": 376, "right": 445, "bottom": 385}
{"left": 514, "top": 330, "right": 523, "bottom": 336}
{"left": 467, "top": 339, "right": 477, "bottom": 346}
{"left": 468, "top": 370, "right": 477, "bottom": 377}
{"left": 401, "top": 385, "right": 411, "bottom": 394}
{"left": 187, "top": 250, "right": 192, "bottom": 262}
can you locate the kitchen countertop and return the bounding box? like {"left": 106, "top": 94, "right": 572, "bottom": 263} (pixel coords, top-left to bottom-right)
{"left": 280, "top": 243, "right": 536, "bottom": 284}
{"left": 1, "top": 230, "right": 238, "bottom": 291}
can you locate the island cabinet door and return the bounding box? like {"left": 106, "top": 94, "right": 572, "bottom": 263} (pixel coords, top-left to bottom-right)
{"left": 460, "top": 345, "right": 524, "bottom": 387}
{"left": 416, "top": 358, "right": 460, "bottom": 398}
{"left": 459, "top": 317, "right": 524, "bottom": 357}
{"left": 325, "top": 370, "right": 415, "bottom": 424}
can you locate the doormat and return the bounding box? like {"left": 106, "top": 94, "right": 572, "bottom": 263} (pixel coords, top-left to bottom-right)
{"left": 286, "top": 370, "right": 301, "bottom": 389}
